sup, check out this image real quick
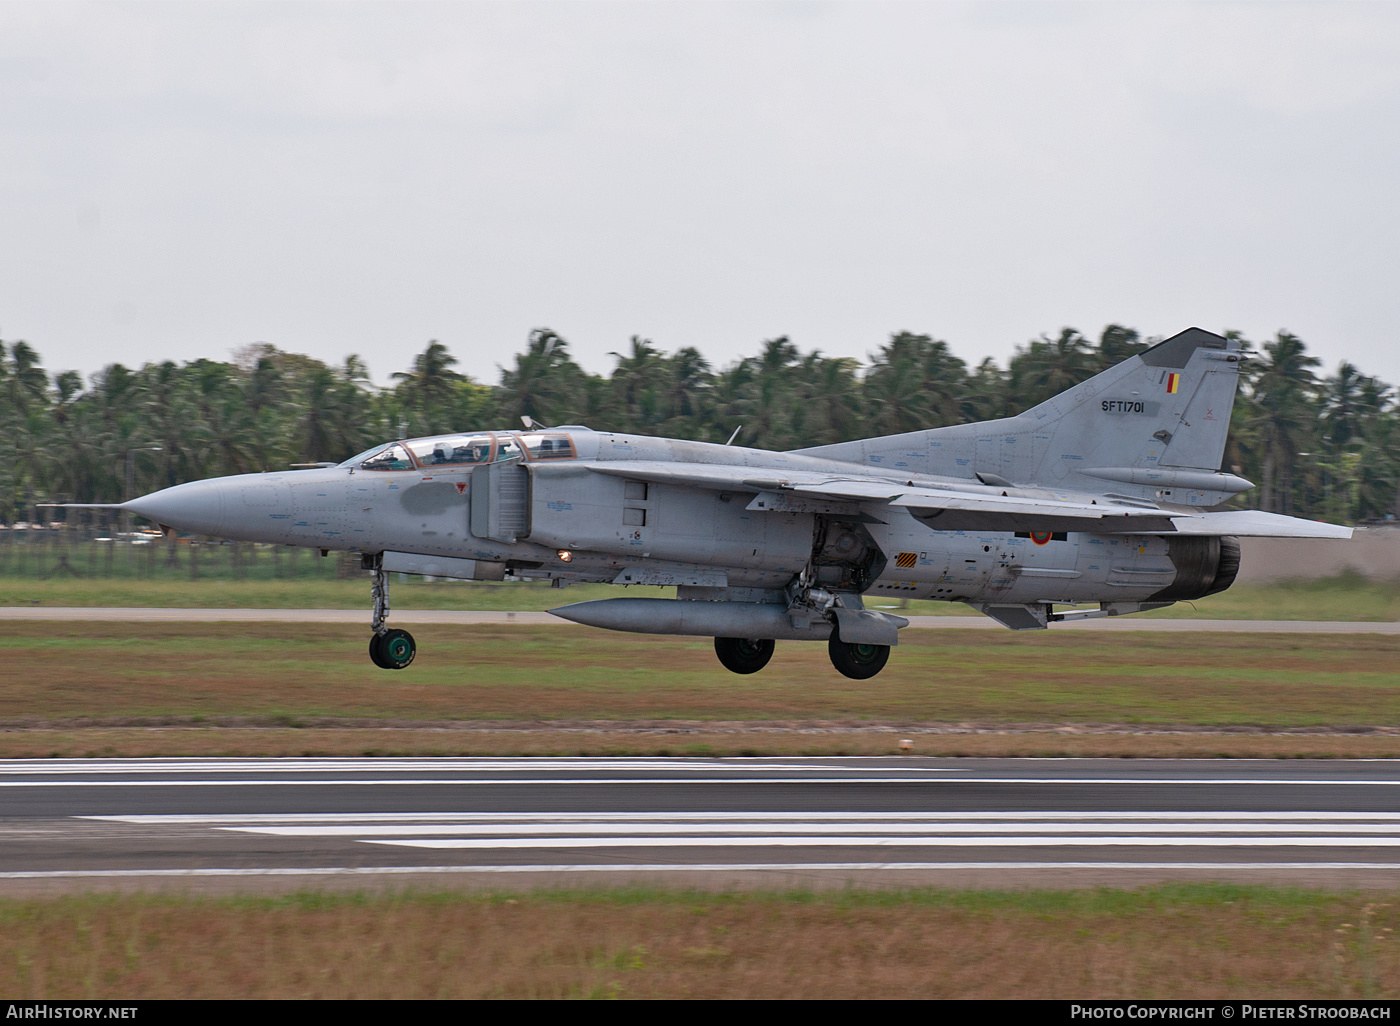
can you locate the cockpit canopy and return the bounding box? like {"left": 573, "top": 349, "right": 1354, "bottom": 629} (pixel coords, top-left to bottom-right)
{"left": 342, "top": 431, "right": 577, "bottom": 471}
{"left": 407, "top": 433, "right": 496, "bottom": 467}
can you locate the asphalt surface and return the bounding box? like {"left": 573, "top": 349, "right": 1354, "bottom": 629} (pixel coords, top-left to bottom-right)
{"left": 1, "top": 607, "right": 1397, "bottom": 633}
{"left": 6, "top": 757, "right": 1400, "bottom": 893}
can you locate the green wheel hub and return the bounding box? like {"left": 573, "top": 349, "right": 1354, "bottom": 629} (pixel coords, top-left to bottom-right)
{"left": 370, "top": 628, "right": 416, "bottom": 670}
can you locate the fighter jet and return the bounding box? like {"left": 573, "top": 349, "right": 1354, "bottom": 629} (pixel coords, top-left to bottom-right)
{"left": 102, "top": 328, "right": 1351, "bottom": 678}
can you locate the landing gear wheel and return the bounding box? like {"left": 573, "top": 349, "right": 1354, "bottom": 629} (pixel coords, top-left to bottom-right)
{"left": 828, "top": 638, "right": 889, "bottom": 680}
{"left": 370, "top": 628, "right": 416, "bottom": 670}
{"left": 368, "top": 634, "right": 391, "bottom": 669}
{"left": 714, "top": 637, "right": 775, "bottom": 675}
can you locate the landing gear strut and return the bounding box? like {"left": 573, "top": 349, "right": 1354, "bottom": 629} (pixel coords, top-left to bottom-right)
{"left": 786, "top": 567, "right": 891, "bottom": 679}
{"left": 368, "top": 559, "right": 416, "bottom": 670}
{"left": 714, "top": 637, "right": 775, "bottom": 674}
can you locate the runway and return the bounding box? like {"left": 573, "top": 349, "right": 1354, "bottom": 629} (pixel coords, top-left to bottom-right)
{"left": 0, "top": 607, "right": 1396, "bottom": 633}
{"left": 6, "top": 757, "right": 1400, "bottom": 892}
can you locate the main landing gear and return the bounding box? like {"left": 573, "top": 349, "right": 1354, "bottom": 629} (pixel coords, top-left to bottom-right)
{"left": 368, "top": 560, "right": 416, "bottom": 670}
{"left": 827, "top": 637, "right": 889, "bottom": 680}
{"left": 714, "top": 637, "right": 775, "bottom": 674}
{"left": 712, "top": 635, "right": 891, "bottom": 679}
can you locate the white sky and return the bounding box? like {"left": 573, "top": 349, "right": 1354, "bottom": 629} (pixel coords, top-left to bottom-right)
{"left": 2, "top": 1, "right": 1398, "bottom": 390}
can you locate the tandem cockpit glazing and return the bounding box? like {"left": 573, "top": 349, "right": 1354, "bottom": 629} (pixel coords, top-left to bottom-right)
{"left": 340, "top": 431, "right": 580, "bottom": 472}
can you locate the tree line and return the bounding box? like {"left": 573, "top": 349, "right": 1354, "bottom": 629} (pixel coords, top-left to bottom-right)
{"left": 2, "top": 324, "right": 1395, "bottom": 526}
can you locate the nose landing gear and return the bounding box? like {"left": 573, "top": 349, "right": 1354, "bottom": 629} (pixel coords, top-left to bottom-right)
{"left": 370, "top": 628, "right": 416, "bottom": 670}
{"left": 368, "top": 558, "right": 416, "bottom": 670}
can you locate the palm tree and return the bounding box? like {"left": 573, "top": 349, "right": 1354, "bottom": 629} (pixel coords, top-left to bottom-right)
{"left": 1321, "top": 362, "right": 1366, "bottom": 450}
{"left": 958, "top": 357, "right": 1008, "bottom": 423}
{"left": 1251, "top": 331, "right": 1321, "bottom": 514}
{"left": 864, "top": 332, "right": 967, "bottom": 434}
{"left": 1007, "top": 328, "right": 1097, "bottom": 413}
{"left": 865, "top": 333, "right": 933, "bottom": 435}
{"left": 137, "top": 361, "right": 198, "bottom": 489}
{"left": 609, "top": 337, "right": 667, "bottom": 433}
{"left": 709, "top": 358, "right": 758, "bottom": 445}
{"left": 745, "top": 337, "right": 801, "bottom": 449}
{"left": 800, "top": 356, "right": 863, "bottom": 445}
{"left": 5, "top": 342, "right": 51, "bottom": 518}
{"left": 1346, "top": 376, "right": 1397, "bottom": 521}
{"left": 392, "top": 341, "right": 465, "bottom": 435}
{"left": 1097, "top": 324, "right": 1149, "bottom": 368}
{"left": 6, "top": 341, "right": 50, "bottom": 418}
{"left": 498, "top": 329, "right": 588, "bottom": 428}
{"left": 660, "top": 346, "right": 712, "bottom": 435}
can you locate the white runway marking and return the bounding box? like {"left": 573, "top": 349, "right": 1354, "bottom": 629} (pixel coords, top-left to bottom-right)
{"left": 221, "top": 823, "right": 1400, "bottom": 838}
{"left": 13, "top": 758, "right": 1400, "bottom": 793}
{"left": 1, "top": 777, "right": 1003, "bottom": 788}
{"left": 372, "top": 836, "right": 1400, "bottom": 850}
{"left": 16, "top": 776, "right": 1400, "bottom": 788}
{"left": 7, "top": 863, "right": 1400, "bottom": 881}
{"left": 88, "top": 811, "right": 1400, "bottom": 825}
{"left": 93, "top": 811, "right": 1400, "bottom": 852}
{"left": 0, "top": 758, "right": 951, "bottom": 775}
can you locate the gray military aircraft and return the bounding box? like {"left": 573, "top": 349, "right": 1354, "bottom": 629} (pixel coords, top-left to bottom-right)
{"left": 100, "top": 328, "right": 1350, "bottom": 678}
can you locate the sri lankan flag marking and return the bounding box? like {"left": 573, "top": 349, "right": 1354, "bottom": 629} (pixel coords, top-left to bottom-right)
{"left": 1166, "top": 373, "right": 1180, "bottom": 394}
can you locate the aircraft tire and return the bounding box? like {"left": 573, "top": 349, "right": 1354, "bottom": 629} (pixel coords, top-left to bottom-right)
{"left": 713, "top": 637, "right": 775, "bottom": 675}
{"left": 828, "top": 639, "right": 889, "bottom": 680}
{"left": 368, "top": 633, "right": 391, "bottom": 669}
{"left": 374, "top": 629, "right": 417, "bottom": 670}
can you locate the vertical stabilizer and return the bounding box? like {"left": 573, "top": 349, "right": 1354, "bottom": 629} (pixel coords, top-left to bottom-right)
{"left": 793, "top": 328, "right": 1250, "bottom": 506}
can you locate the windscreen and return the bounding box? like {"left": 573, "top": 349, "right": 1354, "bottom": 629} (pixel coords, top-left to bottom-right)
{"left": 339, "top": 444, "right": 392, "bottom": 468}
{"left": 359, "top": 443, "right": 414, "bottom": 471}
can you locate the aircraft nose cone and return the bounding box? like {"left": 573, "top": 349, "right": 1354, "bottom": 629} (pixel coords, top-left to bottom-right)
{"left": 125, "top": 478, "right": 226, "bottom": 536}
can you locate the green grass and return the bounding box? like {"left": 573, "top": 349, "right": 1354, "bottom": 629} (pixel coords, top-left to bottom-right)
{"left": 3, "top": 571, "right": 1397, "bottom": 620}
{"left": 3, "top": 884, "right": 1397, "bottom": 999}
{"left": 3, "top": 622, "right": 1398, "bottom": 727}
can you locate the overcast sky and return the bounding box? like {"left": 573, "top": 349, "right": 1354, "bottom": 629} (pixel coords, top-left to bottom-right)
{"left": 2, "top": 1, "right": 1398, "bottom": 390}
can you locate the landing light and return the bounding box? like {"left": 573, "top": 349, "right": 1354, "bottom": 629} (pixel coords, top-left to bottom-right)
{"left": 557, "top": 549, "right": 574, "bottom": 563}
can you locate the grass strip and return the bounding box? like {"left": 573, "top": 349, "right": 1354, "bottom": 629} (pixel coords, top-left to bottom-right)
{"left": 1, "top": 624, "right": 1397, "bottom": 730}
{"left": 3, "top": 572, "right": 1398, "bottom": 621}
{"left": 2, "top": 884, "right": 1397, "bottom": 999}
{"left": 5, "top": 727, "right": 1400, "bottom": 760}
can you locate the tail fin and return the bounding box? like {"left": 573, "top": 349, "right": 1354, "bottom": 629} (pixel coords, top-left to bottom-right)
{"left": 794, "top": 328, "right": 1250, "bottom": 506}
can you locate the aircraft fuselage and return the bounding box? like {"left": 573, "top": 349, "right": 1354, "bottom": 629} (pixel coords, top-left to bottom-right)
{"left": 125, "top": 426, "right": 1227, "bottom": 612}
{"left": 113, "top": 327, "right": 1350, "bottom": 675}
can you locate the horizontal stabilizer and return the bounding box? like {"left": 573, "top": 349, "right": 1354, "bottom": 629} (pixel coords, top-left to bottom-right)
{"left": 1167, "top": 510, "right": 1354, "bottom": 539}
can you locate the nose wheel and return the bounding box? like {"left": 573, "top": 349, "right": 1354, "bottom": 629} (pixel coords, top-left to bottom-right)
{"left": 370, "top": 628, "right": 416, "bottom": 670}
{"left": 367, "top": 558, "right": 416, "bottom": 670}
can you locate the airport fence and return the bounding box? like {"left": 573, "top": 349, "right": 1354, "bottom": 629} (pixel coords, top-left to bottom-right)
{"left": 0, "top": 515, "right": 362, "bottom": 582}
